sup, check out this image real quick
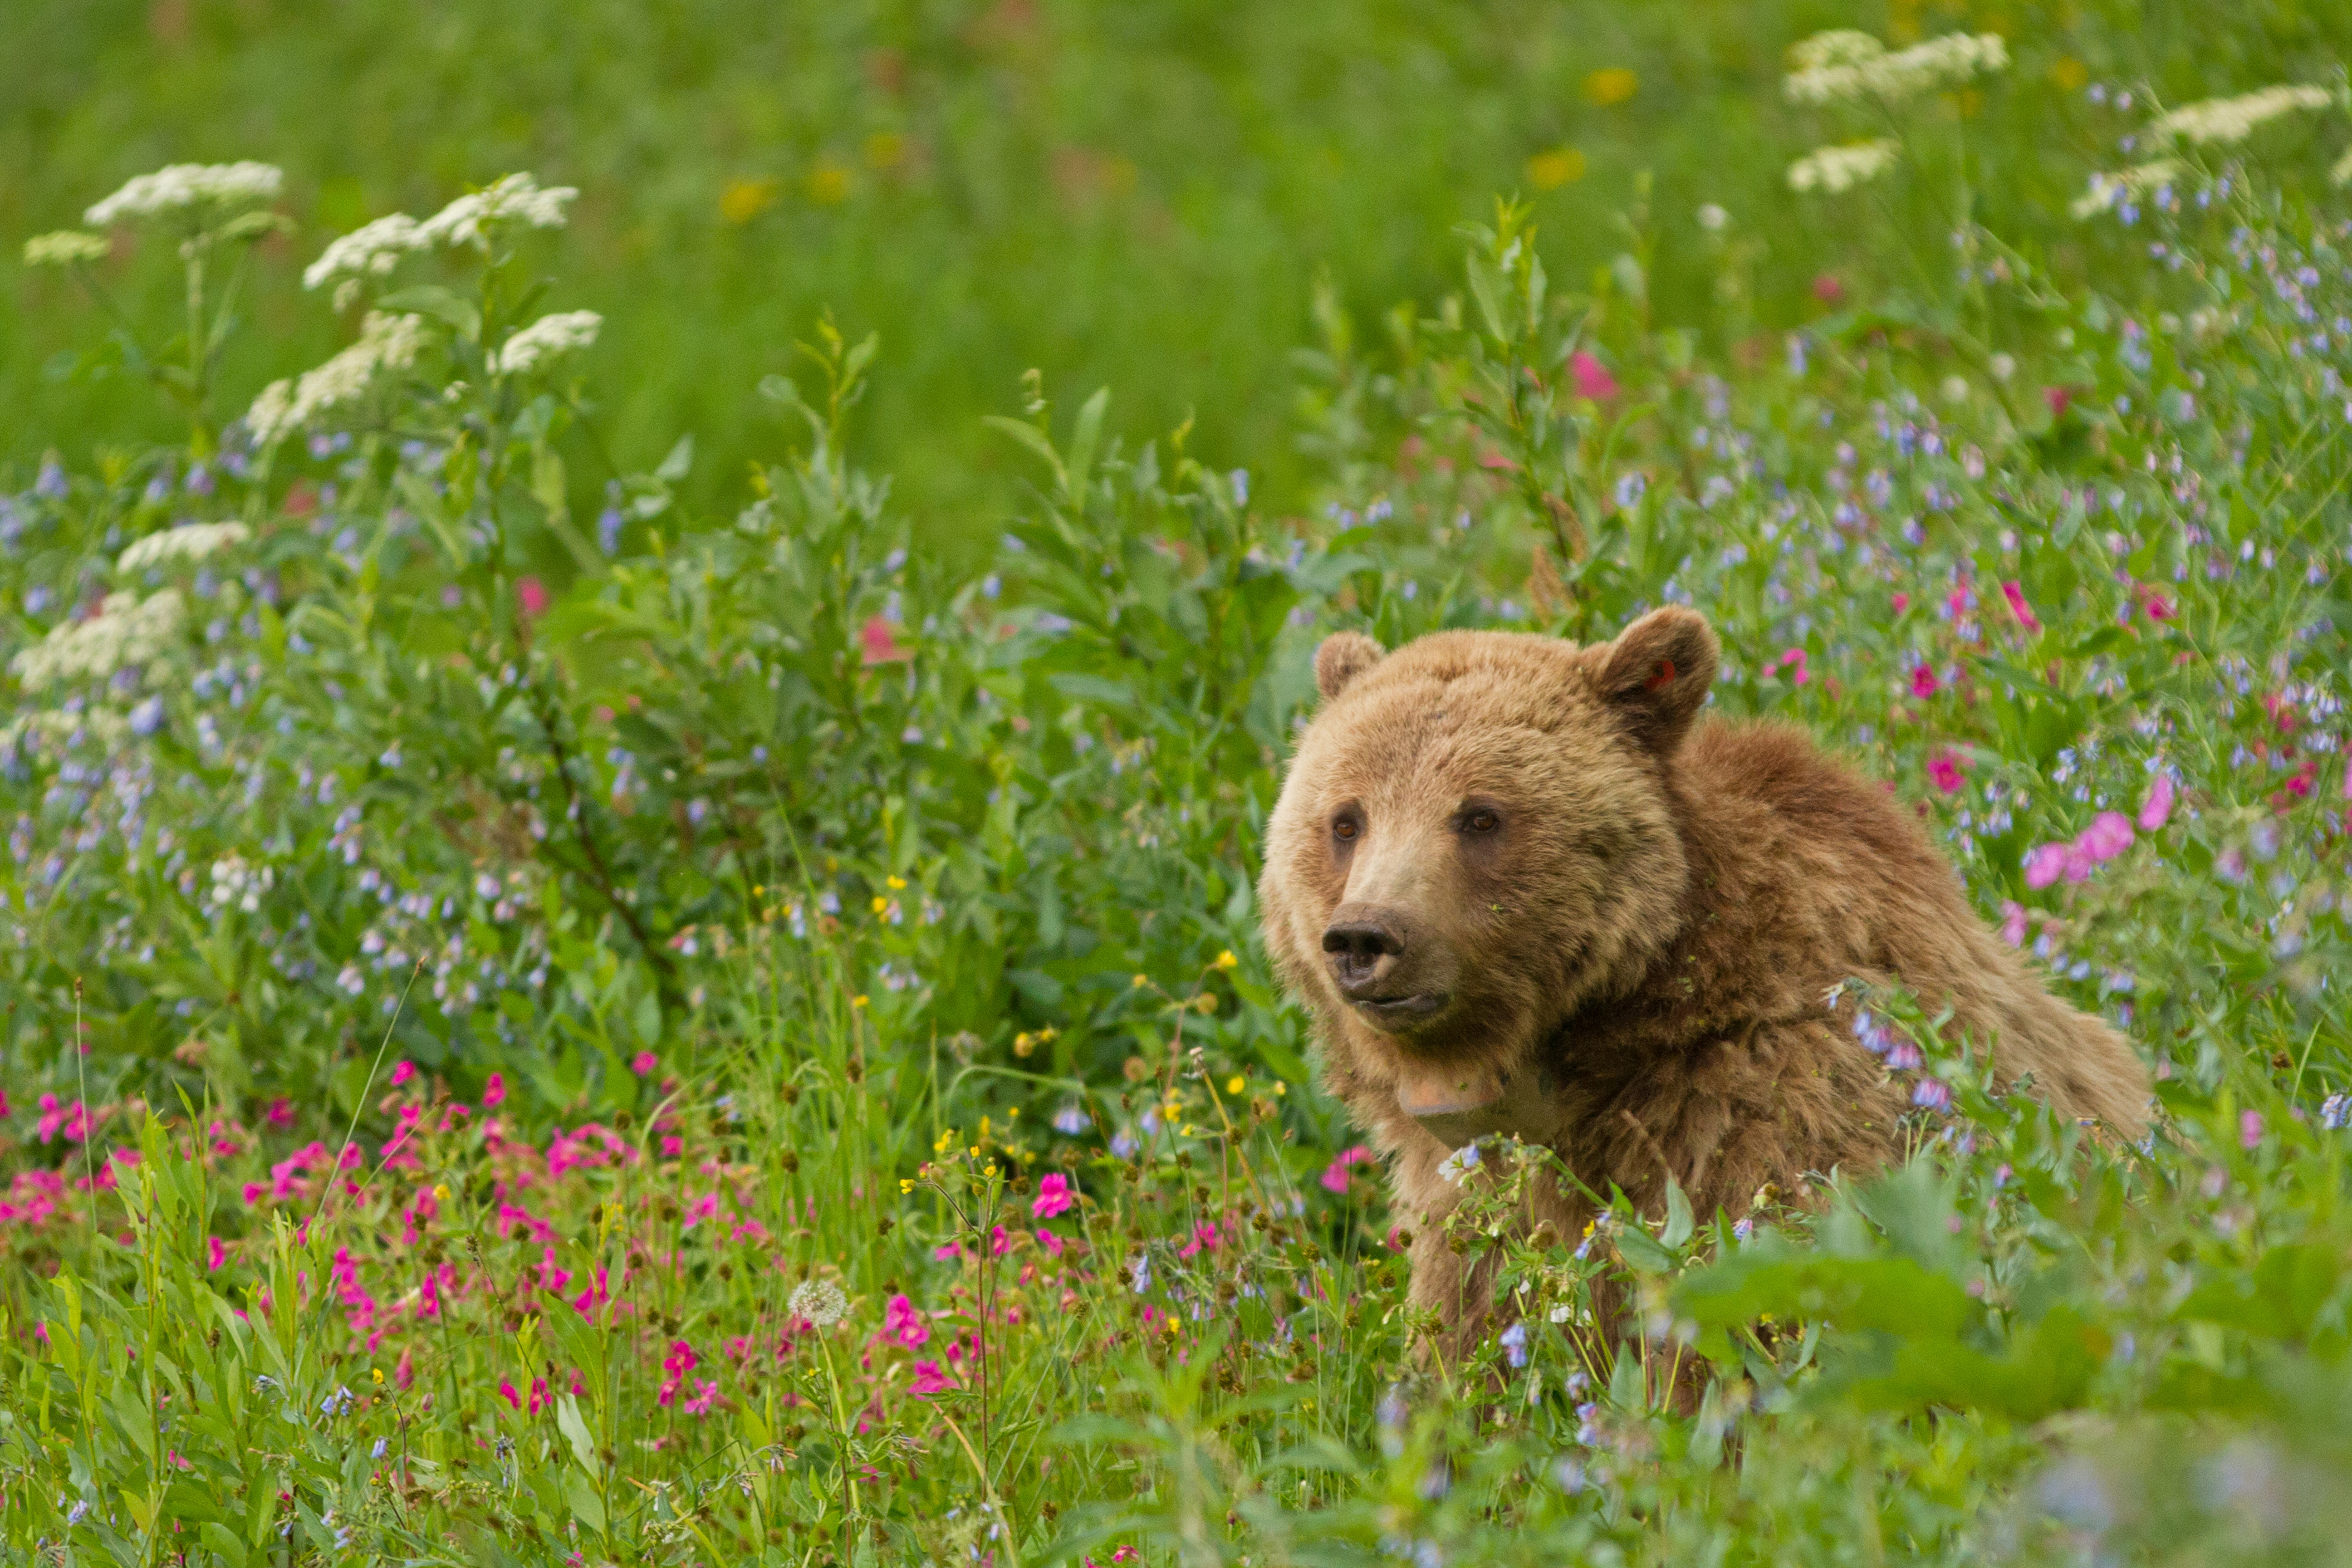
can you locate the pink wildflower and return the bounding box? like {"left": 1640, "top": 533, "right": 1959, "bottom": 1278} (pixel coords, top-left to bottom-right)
{"left": 1891, "top": 592, "right": 1911, "bottom": 614}
{"left": 1811, "top": 273, "right": 1845, "bottom": 304}
{"left": 35, "top": 1095, "right": 88, "bottom": 1144}
{"left": 1998, "top": 901, "right": 2029, "bottom": 947}
{"left": 909, "top": 1360, "right": 955, "bottom": 1397}
{"left": 1030, "top": 1173, "right": 1075, "bottom": 1219}
{"left": 2062, "top": 839, "right": 2096, "bottom": 884}
{"left": 1910, "top": 665, "right": 1939, "bottom": 699}
{"left": 1319, "top": 1144, "right": 1374, "bottom": 1194}
{"left": 2142, "top": 593, "right": 2174, "bottom": 621}
{"left": 860, "top": 615, "right": 911, "bottom": 665}
{"left": 1569, "top": 351, "right": 1618, "bottom": 401}
{"left": 932, "top": 1241, "right": 965, "bottom": 1262}
{"left": 265, "top": 1098, "right": 294, "bottom": 1128}
{"left": 481, "top": 1072, "right": 506, "bottom": 1109}
{"left": 1178, "top": 1221, "right": 1219, "bottom": 1259}
{"left": 2079, "top": 811, "right": 2134, "bottom": 863}
{"left": 2138, "top": 774, "right": 2176, "bottom": 833}
{"left": 883, "top": 1294, "right": 930, "bottom": 1349}
{"left": 1927, "top": 754, "right": 1966, "bottom": 794}
{"left": 1999, "top": 581, "right": 2041, "bottom": 634}
{"left": 682, "top": 1379, "right": 720, "bottom": 1415}
{"left": 2240, "top": 1110, "right": 2265, "bottom": 1151}
{"left": 989, "top": 1223, "right": 1014, "bottom": 1256}
{"left": 1036, "top": 1227, "right": 1064, "bottom": 1258}
{"left": 2023, "top": 842, "right": 2069, "bottom": 891}
{"left": 630, "top": 1051, "right": 658, "bottom": 1076}
{"left": 389, "top": 1062, "right": 415, "bottom": 1088}
{"left": 517, "top": 576, "right": 550, "bottom": 619}
{"left": 684, "top": 1191, "right": 720, "bottom": 1228}
{"left": 207, "top": 1236, "right": 227, "bottom": 1270}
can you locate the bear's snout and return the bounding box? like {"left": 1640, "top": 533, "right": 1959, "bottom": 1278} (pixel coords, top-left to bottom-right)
{"left": 1321, "top": 904, "right": 1450, "bottom": 1028}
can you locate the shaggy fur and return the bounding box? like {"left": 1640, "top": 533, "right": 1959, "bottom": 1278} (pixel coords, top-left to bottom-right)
{"left": 1259, "top": 609, "right": 2150, "bottom": 1357}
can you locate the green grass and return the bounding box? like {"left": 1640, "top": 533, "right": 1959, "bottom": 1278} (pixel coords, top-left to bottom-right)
{"left": 10, "top": 0, "right": 2352, "bottom": 553}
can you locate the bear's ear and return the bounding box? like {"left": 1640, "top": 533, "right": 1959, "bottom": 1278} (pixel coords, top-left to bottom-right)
{"left": 1315, "top": 631, "right": 1385, "bottom": 702}
{"left": 1594, "top": 607, "right": 1719, "bottom": 755}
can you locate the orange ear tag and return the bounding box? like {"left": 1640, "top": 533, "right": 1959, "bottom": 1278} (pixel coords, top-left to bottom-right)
{"left": 1644, "top": 659, "right": 1676, "bottom": 691}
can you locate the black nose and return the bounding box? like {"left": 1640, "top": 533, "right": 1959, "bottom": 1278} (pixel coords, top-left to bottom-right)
{"left": 1322, "top": 918, "right": 1405, "bottom": 991}
{"left": 1323, "top": 919, "right": 1406, "bottom": 962}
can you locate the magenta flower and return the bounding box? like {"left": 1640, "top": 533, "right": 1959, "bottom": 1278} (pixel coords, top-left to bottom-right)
{"left": 683, "top": 1379, "right": 720, "bottom": 1415}
{"left": 389, "top": 1061, "right": 415, "bottom": 1088}
{"left": 683, "top": 1191, "right": 720, "bottom": 1228}
{"left": 207, "top": 1235, "right": 226, "bottom": 1270}
{"left": 1779, "top": 647, "right": 1810, "bottom": 687}
{"left": 1030, "top": 1173, "right": 1075, "bottom": 1219}
{"left": 35, "top": 1095, "right": 87, "bottom": 1144}
{"left": 1999, "top": 901, "right": 2029, "bottom": 947}
{"left": 1927, "top": 754, "right": 1966, "bottom": 794}
{"left": 932, "top": 1241, "right": 964, "bottom": 1262}
{"left": 2023, "top": 843, "right": 2069, "bottom": 890}
{"left": 1036, "top": 1227, "right": 1064, "bottom": 1258}
{"left": 2062, "top": 840, "right": 2096, "bottom": 884}
{"left": 883, "top": 1293, "right": 931, "bottom": 1349}
{"left": 861, "top": 615, "right": 912, "bottom": 666}
{"left": 481, "top": 1072, "right": 507, "bottom": 1109}
{"left": 265, "top": 1098, "right": 295, "bottom": 1128}
{"left": 909, "top": 1360, "right": 955, "bottom": 1397}
{"left": 2138, "top": 775, "right": 2176, "bottom": 833}
{"left": 516, "top": 576, "right": 550, "bottom": 619}
{"left": 630, "top": 1051, "right": 658, "bottom": 1076}
{"left": 1569, "top": 351, "right": 1619, "bottom": 401}
{"left": 1910, "top": 665, "right": 1939, "bottom": 699}
{"left": 2000, "top": 581, "right": 2041, "bottom": 634}
{"left": 1178, "top": 1221, "right": 1220, "bottom": 1259}
{"left": 1319, "top": 1144, "right": 1374, "bottom": 1194}
{"left": 2080, "top": 811, "right": 2135, "bottom": 863}
{"left": 2240, "top": 1110, "right": 2264, "bottom": 1151}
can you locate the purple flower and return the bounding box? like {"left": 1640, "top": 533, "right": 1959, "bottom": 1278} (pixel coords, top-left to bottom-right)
{"left": 1911, "top": 1078, "right": 1952, "bottom": 1112}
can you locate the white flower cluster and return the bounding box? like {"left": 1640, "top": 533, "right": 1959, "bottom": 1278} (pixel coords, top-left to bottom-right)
{"left": 2151, "top": 84, "right": 2332, "bottom": 147}
{"left": 487, "top": 310, "right": 602, "bottom": 375}
{"left": 1787, "top": 139, "right": 1902, "bottom": 194}
{"left": 85, "top": 162, "right": 283, "bottom": 226}
{"left": 301, "top": 173, "right": 578, "bottom": 309}
{"left": 415, "top": 172, "right": 577, "bottom": 250}
{"left": 2071, "top": 158, "right": 2185, "bottom": 219}
{"left": 209, "top": 853, "right": 274, "bottom": 914}
{"left": 10, "top": 589, "right": 185, "bottom": 693}
{"left": 24, "top": 231, "right": 110, "bottom": 267}
{"left": 1784, "top": 30, "right": 2008, "bottom": 106}
{"left": 118, "top": 521, "right": 252, "bottom": 574}
{"left": 302, "top": 213, "right": 425, "bottom": 307}
{"left": 245, "top": 311, "right": 426, "bottom": 447}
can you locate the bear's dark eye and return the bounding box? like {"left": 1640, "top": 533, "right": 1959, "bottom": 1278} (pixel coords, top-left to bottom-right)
{"left": 1332, "top": 818, "right": 1360, "bottom": 842}
{"left": 1464, "top": 809, "right": 1501, "bottom": 834}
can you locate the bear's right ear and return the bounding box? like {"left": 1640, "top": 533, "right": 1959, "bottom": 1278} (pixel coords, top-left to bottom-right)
{"left": 1594, "top": 607, "right": 1719, "bottom": 755}
{"left": 1315, "top": 631, "right": 1385, "bottom": 702}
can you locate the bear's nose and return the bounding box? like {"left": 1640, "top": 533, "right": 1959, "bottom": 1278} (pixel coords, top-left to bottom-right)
{"left": 1322, "top": 916, "right": 1405, "bottom": 993}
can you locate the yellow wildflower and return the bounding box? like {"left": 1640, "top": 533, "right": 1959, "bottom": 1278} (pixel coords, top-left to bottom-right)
{"left": 1213, "top": 950, "right": 1239, "bottom": 971}
{"left": 1226, "top": 1075, "right": 1246, "bottom": 1095}
{"left": 719, "top": 177, "right": 781, "bottom": 224}
{"left": 433, "top": 1183, "right": 451, "bottom": 1203}
{"left": 1583, "top": 67, "right": 1638, "bottom": 106}
{"left": 872, "top": 896, "right": 888, "bottom": 914}
{"left": 1526, "top": 148, "right": 1587, "bottom": 190}
{"left": 807, "top": 164, "right": 851, "bottom": 205}
{"left": 852, "top": 995, "right": 869, "bottom": 1009}
{"left": 887, "top": 875, "right": 907, "bottom": 890}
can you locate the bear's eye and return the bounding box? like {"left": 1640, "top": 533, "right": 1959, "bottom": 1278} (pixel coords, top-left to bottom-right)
{"left": 1332, "top": 817, "right": 1360, "bottom": 842}
{"left": 1464, "top": 809, "right": 1501, "bottom": 834}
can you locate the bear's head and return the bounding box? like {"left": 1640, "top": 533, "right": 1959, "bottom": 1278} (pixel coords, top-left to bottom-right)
{"left": 1259, "top": 608, "right": 1720, "bottom": 1147}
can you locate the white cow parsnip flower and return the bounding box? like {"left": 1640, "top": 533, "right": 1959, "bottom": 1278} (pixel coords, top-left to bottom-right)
{"left": 487, "top": 311, "right": 602, "bottom": 376}
{"left": 245, "top": 311, "right": 427, "bottom": 447}
{"left": 118, "top": 522, "right": 252, "bottom": 574}
{"left": 2150, "top": 84, "right": 2333, "bottom": 147}
{"left": 1787, "top": 139, "right": 1902, "bottom": 194}
{"left": 10, "top": 590, "right": 186, "bottom": 693}
{"left": 1784, "top": 30, "right": 2008, "bottom": 107}
{"left": 416, "top": 173, "right": 578, "bottom": 250}
{"left": 85, "top": 162, "right": 284, "bottom": 227}
{"left": 24, "top": 231, "right": 111, "bottom": 267}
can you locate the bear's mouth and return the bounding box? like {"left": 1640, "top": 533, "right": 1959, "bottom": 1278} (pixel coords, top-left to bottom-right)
{"left": 1352, "top": 990, "right": 1449, "bottom": 1027}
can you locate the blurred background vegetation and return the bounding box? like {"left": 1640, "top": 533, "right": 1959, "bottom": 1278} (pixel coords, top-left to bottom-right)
{"left": 9, "top": 0, "right": 2352, "bottom": 566}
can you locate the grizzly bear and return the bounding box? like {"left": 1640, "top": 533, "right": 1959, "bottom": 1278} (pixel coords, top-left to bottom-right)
{"left": 1258, "top": 608, "right": 2149, "bottom": 1362}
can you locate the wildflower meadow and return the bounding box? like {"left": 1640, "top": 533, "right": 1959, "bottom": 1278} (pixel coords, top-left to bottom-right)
{"left": 7, "top": 15, "right": 2352, "bottom": 1567}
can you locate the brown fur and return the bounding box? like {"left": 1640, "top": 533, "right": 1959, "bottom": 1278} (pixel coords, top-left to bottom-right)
{"left": 1260, "top": 610, "right": 2150, "bottom": 1358}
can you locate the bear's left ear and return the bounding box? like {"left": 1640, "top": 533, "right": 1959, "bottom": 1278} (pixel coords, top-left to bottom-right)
{"left": 1594, "top": 607, "right": 1719, "bottom": 755}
